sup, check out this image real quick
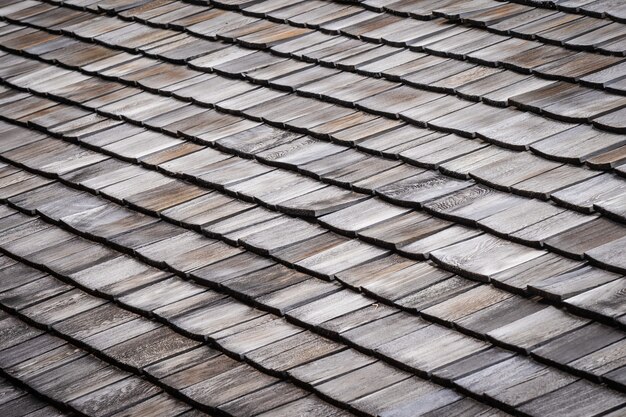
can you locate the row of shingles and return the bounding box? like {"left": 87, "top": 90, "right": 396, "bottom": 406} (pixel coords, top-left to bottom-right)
{"left": 0, "top": 166, "right": 518, "bottom": 417}
{"left": 0, "top": 136, "right": 622, "bottom": 417}
{"left": 0, "top": 374, "right": 72, "bottom": 417}
{"left": 7, "top": 4, "right": 619, "bottom": 200}
{"left": 173, "top": 0, "right": 626, "bottom": 37}
{"left": 2, "top": 28, "right": 626, "bottom": 283}
{"left": 0, "top": 2, "right": 586, "bottom": 153}
{"left": 2, "top": 49, "right": 626, "bottom": 329}
{"left": 0, "top": 24, "right": 615, "bottom": 235}
{"left": 13, "top": 0, "right": 626, "bottom": 140}
{"left": 0, "top": 203, "right": 372, "bottom": 417}
{"left": 2, "top": 44, "right": 625, "bottom": 325}
{"left": 1, "top": 84, "right": 625, "bottom": 403}
{"left": 6, "top": 1, "right": 620, "bottom": 203}
{"left": 111, "top": 0, "right": 626, "bottom": 167}
{"left": 336, "top": 0, "right": 626, "bottom": 54}
{"left": 200, "top": 0, "right": 626, "bottom": 90}
{"left": 73, "top": 0, "right": 626, "bottom": 138}
{"left": 213, "top": 0, "right": 626, "bottom": 132}
{"left": 0, "top": 309, "right": 288, "bottom": 417}
{"left": 0, "top": 14, "right": 611, "bottom": 186}
{"left": 211, "top": 0, "right": 626, "bottom": 42}
{"left": 460, "top": 0, "right": 626, "bottom": 23}
{"left": 0, "top": 13, "right": 624, "bottom": 229}
{"left": 0, "top": 308, "right": 204, "bottom": 416}
{"left": 184, "top": 0, "right": 626, "bottom": 58}
{"left": 85, "top": 2, "right": 626, "bottom": 218}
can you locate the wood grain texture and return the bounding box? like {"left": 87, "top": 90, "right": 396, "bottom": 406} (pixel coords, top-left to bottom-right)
{"left": 1, "top": 1, "right": 626, "bottom": 415}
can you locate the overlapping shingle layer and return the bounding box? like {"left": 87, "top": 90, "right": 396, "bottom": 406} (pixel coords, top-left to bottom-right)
{"left": 0, "top": 0, "right": 625, "bottom": 416}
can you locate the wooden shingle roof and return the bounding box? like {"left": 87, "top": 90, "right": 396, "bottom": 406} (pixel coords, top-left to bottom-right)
{"left": 0, "top": 0, "right": 625, "bottom": 416}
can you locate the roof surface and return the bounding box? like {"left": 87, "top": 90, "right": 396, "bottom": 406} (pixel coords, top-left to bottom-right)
{"left": 0, "top": 0, "right": 625, "bottom": 416}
